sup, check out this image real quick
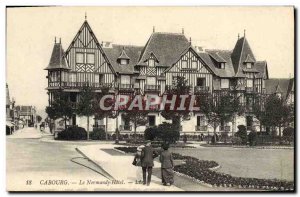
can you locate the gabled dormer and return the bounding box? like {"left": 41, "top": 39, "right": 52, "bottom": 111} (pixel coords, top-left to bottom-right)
{"left": 244, "top": 54, "right": 255, "bottom": 69}
{"left": 117, "top": 47, "right": 130, "bottom": 65}
{"left": 209, "top": 52, "right": 227, "bottom": 69}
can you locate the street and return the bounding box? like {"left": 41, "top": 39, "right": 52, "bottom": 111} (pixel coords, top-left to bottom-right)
{"left": 6, "top": 128, "right": 108, "bottom": 191}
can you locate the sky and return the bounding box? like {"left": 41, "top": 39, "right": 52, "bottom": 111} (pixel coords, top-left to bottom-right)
{"left": 6, "top": 6, "right": 294, "bottom": 116}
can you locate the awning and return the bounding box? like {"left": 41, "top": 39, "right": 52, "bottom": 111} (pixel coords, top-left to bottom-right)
{"left": 6, "top": 121, "right": 14, "bottom": 127}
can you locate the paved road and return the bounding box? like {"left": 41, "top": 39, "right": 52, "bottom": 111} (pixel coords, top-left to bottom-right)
{"left": 7, "top": 128, "right": 108, "bottom": 191}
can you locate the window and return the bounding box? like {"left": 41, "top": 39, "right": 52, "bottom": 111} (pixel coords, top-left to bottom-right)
{"left": 148, "top": 116, "right": 156, "bottom": 126}
{"left": 247, "top": 79, "right": 253, "bottom": 87}
{"left": 182, "top": 61, "right": 188, "bottom": 69}
{"left": 76, "top": 53, "right": 84, "bottom": 64}
{"left": 197, "top": 78, "right": 205, "bottom": 87}
{"left": 197, "top": 116, "right": 205, "bottom": 126}
{"left": 220, "top": 63, "right": 225, "bottom": 69}
{"left": 121, "top": 75, "right": 130, "bottom": 84}
{"left": 246, "top": 62, "right": 252, "bottom": 69}
{"left": 148, "top": 59, "right": 155, "bottom": 67}
{"left": 87, "top": 53, "right": 95, "bottom": 64}
{"left": 70, "top": 93, "right": 77, "bottom": 102}
{"left": 147, "top": 77, "right": 156, "bottom": 85}
{"left": 120, "top": 59, "right": 128, "bottom": 65}
{"left": 246, "top": 116, "right": 253, "bottom": 127}
{"left": 221, "top": 79, "right": 229, "bottom": 89}
{"left": 192, "top": 61, "right": 198, "bottom": 69}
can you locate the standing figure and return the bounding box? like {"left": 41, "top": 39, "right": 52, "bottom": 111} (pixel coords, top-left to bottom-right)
{"left": 133, "top": 145, "right": 144, "bottom": 182}
{"left": 141, "top": 140, "right": 158, "bottom": 186}
{"left": 160, "top": 144, "right": 174, "bottom": 186}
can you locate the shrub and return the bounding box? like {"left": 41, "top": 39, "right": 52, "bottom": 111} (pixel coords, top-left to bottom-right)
{"left": 248, "top": 131, "right": 257, "bottom": 146}
{"left": 283, "top": 127, "right": 294, "bottom": 144}
{"left": 235, "top": 125, "right": 248, "bottom": 145}
{"left": 90, "top": 128, "right": 106, "bottom": 140}
{"left": 57, "top": 126, "right": 87, "bottom": 140}
{"left": 232, "top": 136, "right": 242, "bottom": 145}
{"left": 144, "top": 126, "right": 158, "bottom": 141}
{"left": 156, "top": 122, "right": 180, "bottom": 144}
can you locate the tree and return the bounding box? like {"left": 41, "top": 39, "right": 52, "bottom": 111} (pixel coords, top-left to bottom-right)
{"left": 45, "top": 90, "right": 74, "bottom": 131}
{"left": 122, "top": 110, "right": 148, "bottom": 143}
{"left": 76, "top": 84, "right": 95, "bottom": 140}
{"left": 198, "top": 90, "right": 243, "bottom": 144}
{"left": 161, "top": 76, "right": 191, "bottom": 132}
{"left": 36, "top": 115, "right": 42, "bottom": 123}
{"left": 235, "top": 125, "right": 248, "bottom": 145}
{"left": 93, "top": 86, "right": 118, "bottom": 140}
{"left": 255, "top": 94, "right": 293, "bottom": 140}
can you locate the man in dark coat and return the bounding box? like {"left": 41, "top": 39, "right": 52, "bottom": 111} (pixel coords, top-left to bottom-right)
{"left": 141, "top": 140, "right": 158, "bottom": 186}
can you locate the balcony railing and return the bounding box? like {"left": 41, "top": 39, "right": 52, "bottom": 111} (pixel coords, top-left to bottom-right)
{"left": 118, "top": 84, "right": 134, "bottom": 91}
{"left": 49, "top": 81, "right": 114, "bottom": 89}
{"left": 195, "top": 125, "right": 207, "bottom": 131}
{"left": 144, "top": 85, "right": 160, "bottom": 92}
{"left": 119, "top": 125, "right": 132, "bottom": 131}
{"left": 194, "top": 86, "right": 209, "bottom": 93}
{"left": 220, "top": 126, "right": 231, "bottom": 132}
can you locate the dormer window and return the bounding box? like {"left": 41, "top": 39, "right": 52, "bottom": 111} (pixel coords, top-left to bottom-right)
{"left": 149, "top": 59, "right": 155, "bottom": 67}
{"left": 246, "top": 62, "right": 253, "bottom": 69}
{"left": 120, "top": 59, "right": 128, "bottom": 65}
{"left": 220, "top": 62, "right": 225, "bottom": 69}
{"left": 117, "top": 47, "right": 130, "bottom": 65}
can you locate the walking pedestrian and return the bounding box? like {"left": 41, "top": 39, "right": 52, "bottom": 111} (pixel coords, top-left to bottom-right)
{"left": 160, "top": 143, "right": 174, "bottom": 186}
{"left": 141, "top": 140, "right": 158, "bottom": 186}
{"left": 133, "top": 145, "right": 144, "bottom": 182}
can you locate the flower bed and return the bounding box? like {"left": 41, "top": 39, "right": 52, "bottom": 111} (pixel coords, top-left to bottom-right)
{"left": 172, "top": 153, "right": 294, "bottom": 191}
{"left": 115, "top": 147, "right": 294, "bottom": 191}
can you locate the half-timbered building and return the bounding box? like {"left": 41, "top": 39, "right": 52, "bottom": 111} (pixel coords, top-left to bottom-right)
{"left": 46, "top": 18, "right": 276, "bottom": 136}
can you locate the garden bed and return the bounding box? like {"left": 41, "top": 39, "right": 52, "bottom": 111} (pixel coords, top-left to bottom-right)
{"left": 114, "top": 147, "right": 294, "bottom": 191}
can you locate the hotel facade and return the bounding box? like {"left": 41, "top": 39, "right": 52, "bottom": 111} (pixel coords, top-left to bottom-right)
{"left": 45, "top": 19, "right": 294, "bottom": 136}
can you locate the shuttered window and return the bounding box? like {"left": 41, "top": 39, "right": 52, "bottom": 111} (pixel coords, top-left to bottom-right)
{"left": 182, "top": 61, "right": 188, "bottom": 69}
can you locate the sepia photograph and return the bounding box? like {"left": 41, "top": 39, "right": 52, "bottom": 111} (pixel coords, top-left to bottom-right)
{"left": 5, "top": 6, "right": 295, "bottom": 192}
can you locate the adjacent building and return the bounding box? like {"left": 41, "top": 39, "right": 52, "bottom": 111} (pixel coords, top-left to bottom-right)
{"left": 45, "top": 19, "right": 293, "bottom": 135}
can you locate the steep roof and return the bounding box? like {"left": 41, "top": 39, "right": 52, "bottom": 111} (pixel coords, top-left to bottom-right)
{"left": 265, "top": 78, "right": 291, "bottom": 99}
{"left": 118, "top": 48, "right": 130, "bottom": 60}
{"left": 199, "top": 50, "right": 235, "bottom": 78}
{"left": 45, "top": 42, "right": 70, "bottom": 70}
{"left": 137, "top": 32, "right": 190, "bottom": 67}
{"left": 103, "top": 44, "right": 143, "bottom": 74}
{"left": 254, "top": 61, "right": 268, "bottom": 78}
{"left": 231, "top": 37, "right": 256, "bottom": 77}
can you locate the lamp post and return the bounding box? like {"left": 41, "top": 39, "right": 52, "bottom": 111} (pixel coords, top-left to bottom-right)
{"left": 12, "top": 97, "right": 16, "bottom": 134}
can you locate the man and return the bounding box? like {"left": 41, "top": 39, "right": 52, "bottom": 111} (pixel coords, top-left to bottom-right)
{"left": 141, "top": 140, "right": 158, "bottom": 186}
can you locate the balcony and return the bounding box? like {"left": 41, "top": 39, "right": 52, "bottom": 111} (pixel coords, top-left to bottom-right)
{"left": 220, "top": 126, "right": 231, "bottom": 132}
{"left": 118, "top": 84, "right": 134, "bottom": 92}
{"left": 49, "top": 81, "right": 114, "bottom": 89}
{"left": 194, "top": 86, "right": 209, "bottom": 94}
{"left": 165, "top": 85, "right": 191, "bottom": 94}
{"left": 195, "top": 125, "right": 207, "bottom": 131}
{"left": 119, "top": 125, "right": 132, "bottom": 131}
{"left": 144, "top": 85, "right": 160, "bottom": 93}
{"left": 245, "top": 87, "right": 259, "bottom": 93}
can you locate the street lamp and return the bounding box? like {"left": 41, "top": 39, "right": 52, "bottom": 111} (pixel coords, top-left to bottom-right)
{"left": 12, "top": 97, "right": 16, "bottom": 134}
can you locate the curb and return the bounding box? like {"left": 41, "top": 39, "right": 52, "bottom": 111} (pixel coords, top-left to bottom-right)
{"left": 75, "top": 147, "right": 115, "bottom": 181}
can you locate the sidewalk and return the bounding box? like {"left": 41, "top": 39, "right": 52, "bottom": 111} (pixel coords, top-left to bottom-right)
{"left": 7, "top": 127, "right": 50, "bottom": 139}
{"left": 77, "top": 144, "right": 183, "bottom": 191}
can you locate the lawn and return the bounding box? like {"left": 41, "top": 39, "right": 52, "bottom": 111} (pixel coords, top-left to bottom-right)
{"left": 171, "top": 147, "right": 294, "bottom": 181}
